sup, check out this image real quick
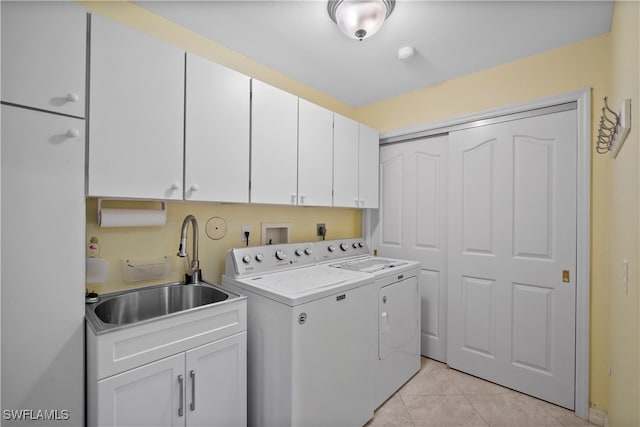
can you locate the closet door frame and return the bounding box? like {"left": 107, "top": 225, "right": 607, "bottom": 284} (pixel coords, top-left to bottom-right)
{"left": 364, "top": 88, "right": 591, "bottom": 419}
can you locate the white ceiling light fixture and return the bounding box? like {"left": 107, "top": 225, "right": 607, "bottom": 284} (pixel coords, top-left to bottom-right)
{"left": 328, "top": 0, "right": 396, "bottom": 41}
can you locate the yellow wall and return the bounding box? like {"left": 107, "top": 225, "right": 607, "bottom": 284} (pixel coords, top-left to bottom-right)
{"left": 86, "top": 199, "right": 361, "bottom": 294}
{"left": 606, "top": 2, "right": 640, "bottom": 426}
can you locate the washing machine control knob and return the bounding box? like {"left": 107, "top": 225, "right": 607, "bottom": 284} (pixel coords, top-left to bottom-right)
{"left": 352, "top": 243, "right": 358, "bottom": 248}
{"left": 358, "top": 242, "right": 365, "bottom": 248}
{"left": 255, "top": 253, "right": 264, "bottom": 262}
{"left": 275, "top": 249, "right": 287, "bottom": 260}
{"left": 242, "top": 255, "right": 251, "bottom": 264}
{"left": 294, "top": 249, "right": 304, "bottom": 256}
{"left": 340, "top": 243, "right": 348, "bottom": 251}
{"left": 304, "top": 247, "right": 313, "bottom": 255}
{"left": 328, "top": 245, "right": 336, "bottom": 252}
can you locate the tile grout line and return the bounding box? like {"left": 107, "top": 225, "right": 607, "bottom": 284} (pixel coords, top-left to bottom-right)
{"left": 461, "top": 393, "right": 492, "bottom": 427}
{"left": 397, "top": 394, "right": 418, "bottom": 427}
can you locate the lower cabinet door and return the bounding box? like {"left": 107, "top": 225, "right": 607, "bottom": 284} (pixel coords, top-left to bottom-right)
{"left": 185, "top": 332, "right": 247, "bottom": 427}
{"left": 97, "top": 353, "right": 185, "bottom": 427}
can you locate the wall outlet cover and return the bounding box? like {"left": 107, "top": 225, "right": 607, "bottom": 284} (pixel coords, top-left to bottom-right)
{"left": 241, "top": 225, "right": 251, "bottom": 242}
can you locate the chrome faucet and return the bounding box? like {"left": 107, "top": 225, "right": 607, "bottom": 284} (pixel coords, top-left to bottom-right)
{"left": 177, "top": 214, "right": 201, "bottom": 284}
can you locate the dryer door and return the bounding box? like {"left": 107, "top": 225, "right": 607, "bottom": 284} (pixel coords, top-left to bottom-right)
{"left": 379, "top": 276, "right": 419, "bottom": 360}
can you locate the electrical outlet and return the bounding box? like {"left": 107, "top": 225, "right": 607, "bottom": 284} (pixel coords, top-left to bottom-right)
{"left": 241, "top": 225, "right": 251, "bottom": 242}
{"left": 317, "top": 223, "right": 326, "bottom": 237}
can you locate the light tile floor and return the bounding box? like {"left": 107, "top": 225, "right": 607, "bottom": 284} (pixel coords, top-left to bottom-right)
{"left": 366, "top": 357, "right": 597, "bottom": 427}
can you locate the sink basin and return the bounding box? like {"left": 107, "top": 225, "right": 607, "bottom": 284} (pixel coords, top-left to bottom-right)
{"left": 89, "top": 283, "right": 233, "bottom": 329}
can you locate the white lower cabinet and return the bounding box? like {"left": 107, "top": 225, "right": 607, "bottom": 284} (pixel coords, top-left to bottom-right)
{"left": 95, "top": 332, "right": 246, "bottom": 427}
{"left": 185, "top": 334, "right": 247, "bottom": 426}
{"left": 97, "top": 353, "right": 184, "bottom": 427}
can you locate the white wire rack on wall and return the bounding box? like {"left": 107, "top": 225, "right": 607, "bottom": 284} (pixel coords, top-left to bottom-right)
{"left": 596, "top": 96, "right": 631, "bottom": 158}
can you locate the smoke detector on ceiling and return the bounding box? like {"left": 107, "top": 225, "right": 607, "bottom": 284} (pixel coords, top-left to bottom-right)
{"left": 397, "top": 46, "right": 416, "bottom": 60}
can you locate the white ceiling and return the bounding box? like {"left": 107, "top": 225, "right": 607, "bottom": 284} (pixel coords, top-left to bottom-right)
{"left": 136, "top": 0, "right": 613, "bottom": 107}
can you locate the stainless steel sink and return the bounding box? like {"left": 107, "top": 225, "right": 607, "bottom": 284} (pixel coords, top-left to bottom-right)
{"left": 86, "top": 282, "right": 240, "bottom": 333}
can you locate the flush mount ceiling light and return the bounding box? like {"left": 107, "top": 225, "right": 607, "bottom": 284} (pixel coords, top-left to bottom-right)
{"left": 327, "top": 0, "right": 396, "bottom": 41}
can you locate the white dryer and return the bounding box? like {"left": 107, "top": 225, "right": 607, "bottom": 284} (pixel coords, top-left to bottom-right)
{"left": 314, "top": 238, "right": 421, "bottom": 408}
{"left": 222, "top": 242, "right": 375, "bottom": 427}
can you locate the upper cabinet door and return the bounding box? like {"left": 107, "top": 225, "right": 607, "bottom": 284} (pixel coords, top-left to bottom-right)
{"left": 1, "top": 1, "right": 86, "bottom": 117}
{"left": 333, "top": 114, "right": 359, "bottom": 208}
{"left": 88, "top": 14, "right": 184, "bottom": 200}
{"left": 250, "top": 80, "right": 298, "bottom": 205}
{"left": 358, "top": 124, "right": 380, "bottom": 208}
{"left": 298, "top": 99, "right": 334, "bottom": 207}
{"left": 185, "top": 53, "right": 250, "bottom": 203}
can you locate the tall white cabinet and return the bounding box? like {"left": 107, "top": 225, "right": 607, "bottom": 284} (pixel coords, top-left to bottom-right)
{"left": 88, "top": 13, "right": 185, "bottom": 200}
{"left": 1, "top": 2, "right": 86, "bottom": 425}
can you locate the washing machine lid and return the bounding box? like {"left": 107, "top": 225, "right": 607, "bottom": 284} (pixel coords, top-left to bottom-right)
{"left": 229, "top": 265, "right": 372, "bottom": 306}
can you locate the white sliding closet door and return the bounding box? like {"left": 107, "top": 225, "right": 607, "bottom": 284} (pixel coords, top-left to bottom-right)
{"left": 372, "top": 135, "right": 448, "bottom": 362}
{"left": 447, "top": 110, "right": 577, "bottom": 409}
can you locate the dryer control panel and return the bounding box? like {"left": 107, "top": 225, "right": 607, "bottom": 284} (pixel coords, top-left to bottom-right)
{"left": 313, "top": 238, "right": 370, "bottom": 263}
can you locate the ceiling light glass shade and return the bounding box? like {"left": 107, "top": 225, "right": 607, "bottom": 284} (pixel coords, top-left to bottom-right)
{"left": 328, "top": 0, "right": 395, "bottom": 41}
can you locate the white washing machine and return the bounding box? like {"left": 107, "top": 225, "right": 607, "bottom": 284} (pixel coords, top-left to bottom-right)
{"left": 314, "top": 238, "right": 421, "bottom": 408}
{"left": 221, "top": 242, "right": 375, "bottom": 427}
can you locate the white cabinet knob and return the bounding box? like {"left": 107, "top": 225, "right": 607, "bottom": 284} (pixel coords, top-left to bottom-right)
{"left": 66, "top": 92, "right": 79, "bottom": 103}
{"left": 190, "top": 184, "right": 199, "bottom": 192}
{"left": 171, "top": 183, "right": 180, "bottom": 190}
{"left": 66, "top": 128, "right": 80, "bottom": 138}
{"left": 300, "top": 195, "right": 306, "bottom": 204}
{"left": 291, "top": 194, "right": 297, "bottom": 204}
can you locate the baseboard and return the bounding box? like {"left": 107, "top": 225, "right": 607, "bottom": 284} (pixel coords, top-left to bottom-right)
{"left": 589, "top": 407, "right": 608, "bottom": 427}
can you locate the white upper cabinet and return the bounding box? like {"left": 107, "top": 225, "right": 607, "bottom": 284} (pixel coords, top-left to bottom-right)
{"left": 185, "top": 53, "right": 250, "bottom": 203}
{"left": 88, "top": 14, "right": 184, "bottom": 200}
{"left": 333, "top": 114, "right": 360, "bottom": 207}
{"left": 333, "top": 114, "right": 380, "bottom": 208}
{"left": 1, "top": 1, "right": 86, "bottom": 117}
{"left": 357, "top": 124, "right": 380, "bottom": 208}
{"left": 250, "top": 80, "right": 298, "bottom": 205}
{"left": 297, "top": 99, "right": 334, "bottom": 207}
